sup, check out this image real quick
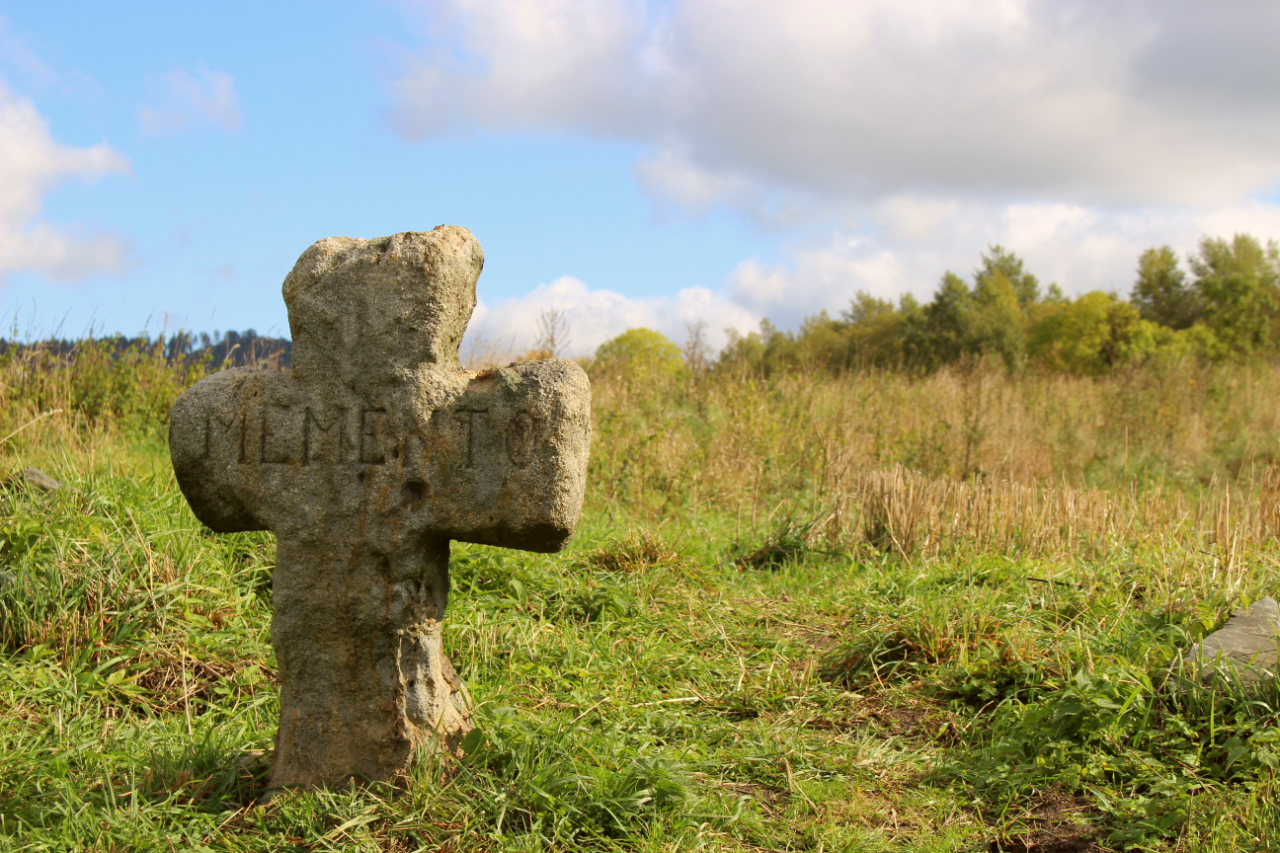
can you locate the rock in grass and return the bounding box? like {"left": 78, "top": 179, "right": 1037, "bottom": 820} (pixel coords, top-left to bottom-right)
{"left": 169, "top": 227, "right": 591, "bottom": 792}
{"left": 1185, "top": 596, "right": 1280, "bottom": 684}
{"left": 4, "top": 466, "right": 61, "bottom": 493}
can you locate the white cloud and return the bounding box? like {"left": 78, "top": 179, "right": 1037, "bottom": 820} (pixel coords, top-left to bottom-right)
{"left": 0, "top": 80, "right": 131, "bottom": 281}
{"left": 390, "top": 0, "right": 646, "bottom": 138}
{"left": 390, "top": 0, "right": 1280, "bottom": 207}
{"left": 632, "top": 143, "right": 766, "bottom": 218}
{"left": 139, "top": 66, "right": 243, "bottom": 135}
{"left": 461, "top": 194, "right": 1280, "bottom": 354}
{"left": 391, "top": 1, "right": 1280, "bottom": 331}
{"left": 464, "top": 275, "right": 759, "bottom": 360}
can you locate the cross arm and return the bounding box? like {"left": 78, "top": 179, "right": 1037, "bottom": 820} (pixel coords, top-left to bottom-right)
{"left": 169, "top": 367, "right": 296, "bottom": 533}
{"left": 426, "top": 358, "right": 591, "bottom": 553}
{"left": 169, "top": 359, "right": 591, "bottom": 550}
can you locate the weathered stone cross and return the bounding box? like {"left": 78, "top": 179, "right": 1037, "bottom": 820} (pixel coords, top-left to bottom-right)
{"left": 169, "top": 227, "right": 590, "bottom": 790}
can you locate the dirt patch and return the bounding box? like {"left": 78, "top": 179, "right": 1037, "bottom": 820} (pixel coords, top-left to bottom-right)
{"left": 806, "top": 694, "right": 957, "bottom": 742}
{"left": 719, "top": 781, "right": 791, "bottom": 817}
{"left": 136, "top": 654, "right": 275, "bottom": 713}
{"left": 989, "top": 793, "right": 1105, "bottom": 853}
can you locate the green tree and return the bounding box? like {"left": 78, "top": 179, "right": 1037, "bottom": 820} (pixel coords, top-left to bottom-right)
{"left": 1190, "top": 234, "right": 1280, "bottom": 355}
{"left": 717, "top": 327, "right": 765, "bottom": 375}
{"left": 592, "top": 328, "right": 685, "bottom": 381}
{"left": 969, "top": 268, "right": 1028, "bottom": 368}
{"left": 1131, "top": 246, "right": 1198, "bottom": 330}
{"left": 976, "top": 245, "right": 1040, "bottom": 308}
{"left": 913, "top": 272, "right": 974, "bottom": 368}
{"left": 1030, "top": 291, "right": 1161, "bottom": 374}
{"left": 908, "top": 248, "right": 1043, "bottom": 370}
{"left": 843, "top": 292, "right": 894, "bottom": 325}
{"left": 839, "top": 292, "right": 915, "bottom": 367}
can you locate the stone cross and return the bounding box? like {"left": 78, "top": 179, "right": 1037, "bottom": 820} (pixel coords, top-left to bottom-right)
{"left": 169, "top": 227, "right": 590, "bottom": 790}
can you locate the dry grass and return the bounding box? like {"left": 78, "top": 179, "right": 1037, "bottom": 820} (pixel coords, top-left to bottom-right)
{"left": 584, "top": 530, "right": 683, "bottom": 573}
{"left": 592, "top": 357, "right": 1280, "bottom": 494}
{"left": 588, "top": 358, "right": 1280, "bottom": 569}
{"left": 835, "top": 464, "right": 1280, "bottom": 562}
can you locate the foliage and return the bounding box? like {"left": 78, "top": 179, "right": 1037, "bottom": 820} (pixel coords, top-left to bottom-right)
{"left": 1133, "top": 245, "right": 1200, "bottom": 330}
{"left": 0, "top": 336, "right": 206, "bottom": 443}
{"left": 1191, "top": 234, "right": 1280, "bottom": 356}
{"left": 713, "top": 233, "right": 1280, "bottom": 380}
{"left": 954, "top": 665, "right": 1280, "bottom": 847}
{"left": 1028, "top": 291, "right": 1172, "bottom": 374}
{"left": 590, "top": 327, "right": 686, "bottom": 383}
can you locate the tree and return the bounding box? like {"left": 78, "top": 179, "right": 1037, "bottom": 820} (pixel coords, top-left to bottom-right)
{"left": 534, "top": 308, "right": 571, "bottom": 357}
{"left": 1132, "top": 246, "right": 1198, "bottom": 330}
{"left": 1190, "top": 234, "right": 1280, "bottom": 355}
{"left": 682, "top": 320, "right": 711, "bottom": 374}
{"left": 1030, "top": 291, "right": 1156, "bottom": 374}
{"left": 908, "top": 248, "right": 1043, "bottom": 370}
{"left": 842, "top": 292, "right": 895, "bottom": 326}
{"left": 913, "top": 272, "right": 974, "bottom": 367}
{"left": 976, "top": 245, "right": 1040, "bottom": 309}
{"left": 592, "top": 328, "right": 685, "bottom": 381}
{"left": 969, "top": 268, "right": 1028, "bottom": 368}
{"left": 840, "top": 292, "right": 915, "bottom": 367}
{"left": 792, "top": 311, "right": 847, "bottom": 369}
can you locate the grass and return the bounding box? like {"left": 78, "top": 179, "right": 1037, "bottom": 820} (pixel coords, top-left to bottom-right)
{"left": 6, "top": 351, "right": 1280, "bottom": 849}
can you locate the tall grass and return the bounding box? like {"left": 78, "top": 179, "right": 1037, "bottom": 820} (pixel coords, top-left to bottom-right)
{"left": 0, "top": 337, "right": 205, "bottom": 449}
{"left": 592, "top": 357, "right": 1280, "bottom": 504}
{"left": 588, "top": 357, "right": 1280, "bottom": 560}
{"left": 5, "top": 345, "right": 1280, "bottom": 849}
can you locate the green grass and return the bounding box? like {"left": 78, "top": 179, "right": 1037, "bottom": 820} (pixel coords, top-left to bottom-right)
{"left": 4, "top": 441, "right": 1280, "bottom": 851}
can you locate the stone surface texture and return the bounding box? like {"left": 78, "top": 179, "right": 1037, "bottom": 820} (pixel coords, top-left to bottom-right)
{"left": 1186, "top": 596, "right": 1280, "bottom": 683}
{"left": 15, "top": 467, "right": 60, "bottom": 492}
{"left": 170, "top": 227, "right": 591, "bottom": 789}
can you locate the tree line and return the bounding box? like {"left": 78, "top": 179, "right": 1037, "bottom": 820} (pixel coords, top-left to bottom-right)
{"left": 707, "top": 233, "right": 1280, "bottom": 377}
{"left": 0, "top": 328, "right": 292, "bottom": 371}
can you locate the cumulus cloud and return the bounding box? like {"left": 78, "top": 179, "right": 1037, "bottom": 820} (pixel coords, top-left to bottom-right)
{"left": 390, "top": 0, "right": 1280, "bottom": 206}
{"left": 464, "top": 275, "right": 759, "bottom": 360}
{"left": 390, "top": 0, "right": 1280, "bottom": 330}
{"left": 0, "top": 80, "right": 132, "bottom": 281}
{"left": 467, "top": 199, "right": 1280, "bottom": 356}
{"left": 139, "top": 66, "right": 243, "bottom": 135}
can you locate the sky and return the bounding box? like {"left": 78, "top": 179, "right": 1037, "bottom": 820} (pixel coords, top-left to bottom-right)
{"left": 2, "top": 0, "right": 1280, "bottom": 358}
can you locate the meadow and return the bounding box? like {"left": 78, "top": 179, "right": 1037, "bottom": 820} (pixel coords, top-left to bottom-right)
{"left": 4, "top": 339, "right": 1280, "bottom": 851}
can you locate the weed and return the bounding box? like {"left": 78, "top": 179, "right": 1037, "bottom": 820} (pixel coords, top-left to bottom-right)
{"left": 732, "top": 516, "right": 829, "bottom": 570}
{"left": 584, "top": 530, "right": 681, "bottom": 573}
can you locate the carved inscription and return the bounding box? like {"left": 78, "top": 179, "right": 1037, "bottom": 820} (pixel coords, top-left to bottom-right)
{"left": 361, "top": 409, "right": 387, "bottom": 464}
{"left": 453, "top": 407, "right": 488, "bottom": 469}
{"left": 207, "top": 411, "right": 246, "bottom": 463}
{"left": 195, "top": 401, "right": 541, "bottom": 469}
{"left": 305, "top": 407, "right": 350, "bottom": 463}
{"left": 262, "top": 404, "right": 301, "bottom": 464}
{"left": 507, "top": 411, "right": 534, "bottom": 468}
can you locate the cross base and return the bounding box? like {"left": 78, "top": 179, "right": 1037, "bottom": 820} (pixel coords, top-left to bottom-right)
{"left": 268, "top": 536, "right": 471, "bottom": 789}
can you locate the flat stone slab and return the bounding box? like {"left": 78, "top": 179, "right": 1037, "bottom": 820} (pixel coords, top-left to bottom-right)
{"left": 1185, "top": 596, "right": 1280, "bottom": 684}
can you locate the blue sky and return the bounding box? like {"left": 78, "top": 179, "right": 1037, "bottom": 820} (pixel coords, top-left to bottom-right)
{"left": 3, "top": 1, "right": 1280, "bottom": 356}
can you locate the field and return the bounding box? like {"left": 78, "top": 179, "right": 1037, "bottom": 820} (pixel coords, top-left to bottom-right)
{"left": 5, "top": 343, "right": 1280, "bottom": 851}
